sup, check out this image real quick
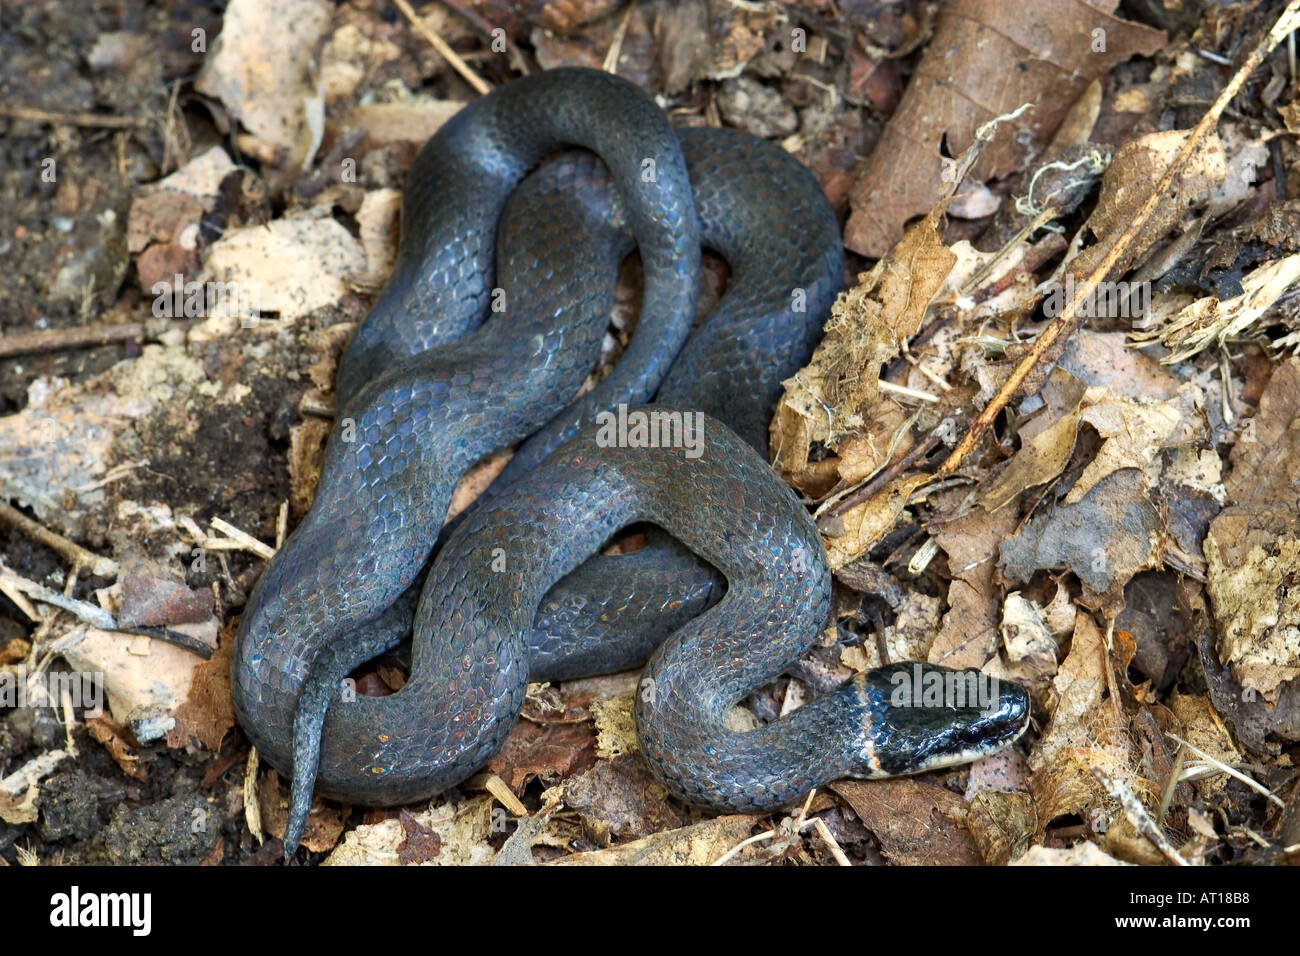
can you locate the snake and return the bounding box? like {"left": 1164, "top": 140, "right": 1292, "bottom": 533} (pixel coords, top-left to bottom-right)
{"left": 230, "top": 68, "right": 1031, "bottom": 855}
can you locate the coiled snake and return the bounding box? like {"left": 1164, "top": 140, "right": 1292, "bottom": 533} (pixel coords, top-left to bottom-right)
{"left": 231, "top": 68, "right": 1030, "bottom": 854}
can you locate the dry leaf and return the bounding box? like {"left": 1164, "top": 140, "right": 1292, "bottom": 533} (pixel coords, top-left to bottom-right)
{"left": 1074, "top": 129, "right": 1226, "bottom": 279}
{"left": 1205, "top": 358, "right": 1300, "bottom": 703}
{"left": 195, "top": 0, "right": 330, "bottom": 169}
{"left": 325, "top": 796, "right": 497, "bottom": 865}
{"left": 166, "top": 628, "right": 237, "bottom": 751}
{"left": 845, "top": 0, "right": 1165, "bottom": 257}
{"left": 966, "top": 789, "right": 1035, "bottom": 865}
{"left": 772, "top": 210, "right": 955, "bottom": 487}
{"left": 830, "top": 779, "right": 983, "bottom": 865}
{"left": 1133, "top": 253, "right": 1300, "bottom": 363}
{"left": 561, "top": 754, "right": 683, "bottom": 844}
{"left": 822, "top": 474, "right": 930, "bottom": 570}
{"left": 547, "top": 814, "right": 758, "bottom": 866}
{"left": 927, "top": 496, "right": 1020, "bottom": 670}
{"left": 86, "top": 715, "right": 148, "bottom": 782}
{"left": 1029, "top": 614, "right": 1140, "bottom": 830}
{"left": 999, "top": 469, "right": 1165, "bottom": 601}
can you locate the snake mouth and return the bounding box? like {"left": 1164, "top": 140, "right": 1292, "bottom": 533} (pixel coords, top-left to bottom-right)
{"left": 856, "top": 663, "right": 1031, "bottom": 777}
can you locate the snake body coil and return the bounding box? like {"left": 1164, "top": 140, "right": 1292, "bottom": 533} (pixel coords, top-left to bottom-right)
{"left": 231, "top": 69, "right": 1030, "bottom": 854}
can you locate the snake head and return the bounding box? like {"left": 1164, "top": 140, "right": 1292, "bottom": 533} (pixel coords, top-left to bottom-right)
{"left": 855, "top": 662, "right": 1030, "bottom": 777}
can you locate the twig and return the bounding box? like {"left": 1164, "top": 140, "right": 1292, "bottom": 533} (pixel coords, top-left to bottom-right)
{"left": 120, "top": 625, "right": 215, "bottom": 659}
{"left": 0, "top": 572, "right": 40, "bottom": 622}
{"left": 393, "top": 0, "right": 491, "bottom": 95}
{"left": 877, "top": 379, "right": 940, "bottom": 404}
{"left": 602, "top": 2, "right": 637, "bottom": 74}
{"left": 712, "top": 790, "right": 847, "bottom": 866}
{"left": 0, "top": 104, "right": 149, "bottom": 129}
{"left": 0, "top": 319, "right": 195, "bottom": 359}
{"left": 275, "top": 501, "right": 289, "bottom": 551}
{"left": 1094, "top": 768, "right": 1190, "bottom": 866}
{"left": 1166, "top": 733, "right": 1286, "bottom": 808}
{"left": 826, "top": 430, "right": 942, "bottom": 518}
{"left": 208, "top": 517, "right": 276, "bottom": 560}
{"left": 901, "top": 345, "right": 952, "bottom": 392}
{"left": 1, "top": 561, "right": 214, "bottom": 658}
{"left": 0, "top": 750, "right": 69, "bottom": 798}
{"left": 710, "top": 826, "right": 777, "bottom": 866}
{"left": 480, "top": 774, "right": 528, "bottom": 816}
{"left": 935, "top": 0, "right": 1300, "bottom": 479}
{"left": 0, "top": 501, "right": 119, "bottom": 577}
{"left": 244, "top": 746, "right": 264, "bottom": 846}
{"left": 810, "top": 817, "right": 852, "bottom": 866}
{"left": 1157, "top": 743, "right": 1188, "bottom": 825}
{"left": 0, "top": 573, "right": 115, "bottom": 630}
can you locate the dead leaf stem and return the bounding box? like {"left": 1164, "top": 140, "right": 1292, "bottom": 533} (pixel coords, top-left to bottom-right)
{"left": 394, "top": 0, "right": 491, "bottom": 96}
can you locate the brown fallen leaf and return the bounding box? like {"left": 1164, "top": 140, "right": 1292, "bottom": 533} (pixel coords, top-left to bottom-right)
{"left": 119, "top": 565, "right": 213, "bottom": 628}
{"left": 561, "top": 754, "right": 683, "bottom": 845}
{"left": 966, "top": 789, "right": 1036, "bottom": 865}
{"left": 845, "top": 0, "right": 1165, "bottom": 257}
{"left": 1073, "top": 129, "right": 1226, "bottom": 280}
{"left": 979, "top": 386, "right": 1085, "bottom": 513}
{"left": 1029, "top": 614, "right": 1141, "bottom": 833}
{"left": 998, "top": 468, "right": 1165, "bottom": 603}
{"left": 547, "top": 814, "right": 758, "bottom": 866}
{"left": 86, "top": 714, "right": 148, "bottom": 782}
{"left": 830, "top": 778, "right": 983, "bottom": 865}
{"left": 822, "top": 473, "right": 931, "bottom": 570}
{"left": 843, "top": 591, "right": 943, "bottom": 671}
{"left": 997, "top": 592, "right": 1063, "bottom": 688}
{"left": 166, "top": 625, "right": 237, "bottom": 751}
{"left": 396, "top": 809, "right": 442, "bottom": 864}
{"left": 772, "top": 209, "right": 956, "bottom": 489}
{"left": 1204, "top": 357, "right": 1300, "bottom": 705}
{"left": 927, "top": 492, "right": 1020, "bottom": 670}
{"left": 484, "top": 704, "right": 597, "bottom": 794}
{"left": 258, "top": 768, "right": 346, "bottom": 854}
{"left": 1065, "top": 386, "right": 1184, "bottom": 504}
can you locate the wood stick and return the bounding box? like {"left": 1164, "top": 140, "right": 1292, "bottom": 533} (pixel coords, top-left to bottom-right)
{"left": 394, "top": 0, "right": 491, "bottom": 95}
